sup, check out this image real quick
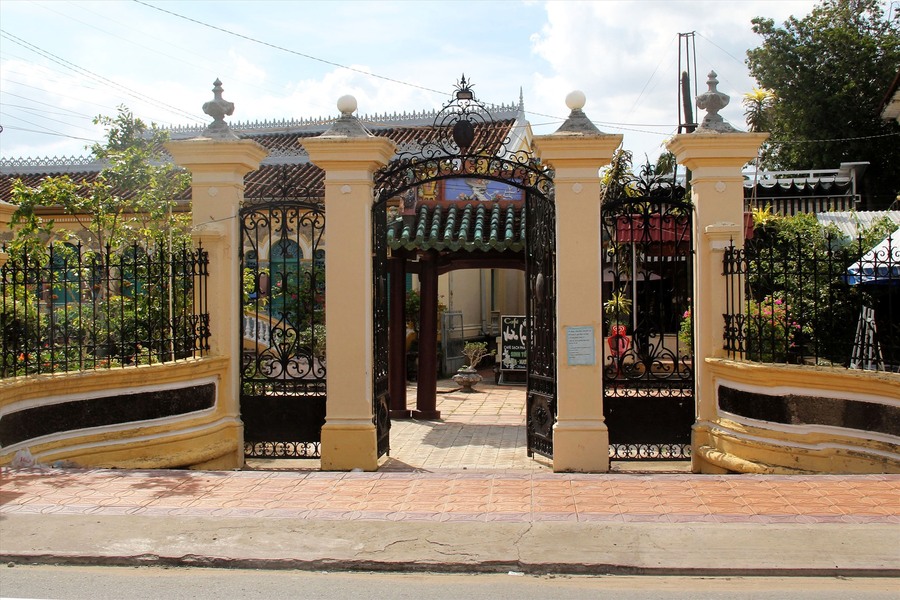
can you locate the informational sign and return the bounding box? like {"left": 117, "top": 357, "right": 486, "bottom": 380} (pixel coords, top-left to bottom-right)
{"left": 500, "top": 315, "right": 527, "bottom": 372}
{"left": 566, "top": 325, "right": 596, "bottom": 366}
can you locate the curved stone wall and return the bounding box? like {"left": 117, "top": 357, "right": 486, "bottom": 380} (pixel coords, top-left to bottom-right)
{"left": 694, "top": 359, "right": 900, "bottom": 474}
{"left": 0, "top": 357, "right": 241, "bottom": 469}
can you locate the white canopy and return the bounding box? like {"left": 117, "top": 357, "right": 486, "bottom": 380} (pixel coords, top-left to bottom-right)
{"left": 846, "top": 226, "right": 900, "bottom": 285}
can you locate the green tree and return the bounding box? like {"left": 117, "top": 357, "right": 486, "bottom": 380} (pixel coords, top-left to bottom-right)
{"left": 746, "top": 212, "right": 897, "bottom": 364}
{"left": 4, "top": 107, "right": 196, "bottom": 372}
{"left": 746, "top": 0, "right": 900, "bottom": 208}
{"left": 9, "top": 105, "right": 190, "bottom": 255}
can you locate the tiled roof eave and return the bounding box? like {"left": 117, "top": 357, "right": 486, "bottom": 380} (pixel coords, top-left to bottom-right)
{"left": 387, "top": 201, "right": 525, "bottom": 254}
{"left": 388, "top": 237, "right": 525, "bottom": 253}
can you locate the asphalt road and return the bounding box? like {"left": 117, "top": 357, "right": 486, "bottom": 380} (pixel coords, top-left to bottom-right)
{"left": 1, "top": 565, "right": 898, "bottom": 600}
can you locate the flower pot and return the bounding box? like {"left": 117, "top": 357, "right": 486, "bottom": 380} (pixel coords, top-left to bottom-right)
{"left": 452, "top": 368, "right": 482, "bottom": 392}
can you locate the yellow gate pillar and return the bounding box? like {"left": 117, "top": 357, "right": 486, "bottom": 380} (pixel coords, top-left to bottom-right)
{"left": 534, "top": 91, "right": 622, "bottom": 472}
{"left": 666, "top": 72, "right": 768, "bottom": 473}
{"left": 301, "top": 96, "right": 396, "bottom": 471}
{"left": 165, "top": 80, "right": 268, "bottom": 470}
{"left": 0, "top": 200, "right": 14, "bottom": 268}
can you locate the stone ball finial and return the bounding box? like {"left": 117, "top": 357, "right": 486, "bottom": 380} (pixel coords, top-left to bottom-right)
{"left": 565, "top": 90, "right": 586, "bottom": 111}
{"left": 337, "top": 95, "right": 358, "bottom": 116}
{"left": 202, "top": 78, "right": 236, "bottom": 137}
{"left": 553, "top": 89, "right": 601, "bottom": 135}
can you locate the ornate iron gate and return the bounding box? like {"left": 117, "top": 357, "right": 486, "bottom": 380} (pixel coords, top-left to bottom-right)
{"left": 240, "top": 177, "right": 326, "bottom": 458}
{"left": 600, "top": 161, "right": 694, "bottom": 460}
{"left": 525, "top": 187, "right": 557, "bottom": 459}
{"left": 374, "top": 76, "right": 556, "bottom": 459}
{"left": 372, "top": 199, "right": 391, "bottom": 458}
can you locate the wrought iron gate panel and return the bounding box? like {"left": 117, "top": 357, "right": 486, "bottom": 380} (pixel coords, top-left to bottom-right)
{"left": 372, "top": 199, "right": 391, "bottom": 458}
{"left": 600, "top": 163, "right": 694, "bottom": 460}
{"left": 240, "top": 179, "right": 326, "bottom": 459}
{"left": 525, "top": 187, "right": 556, "bottom": 459}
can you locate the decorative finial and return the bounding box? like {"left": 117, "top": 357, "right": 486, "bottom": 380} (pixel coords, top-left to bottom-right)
{"left": 695, "top": 71, "right": 738, "bottom": 133}
{"left": 337, "top": 94, "right": 357, "bottom": 116}
{"left": 455, "top": 74, "right": 474, "bottom": 101}
{"left": 554, "top": 90, "right": 601, "bottom": 135}
{"left": 565, "top": 90, "right": 586, "bottom": 111}
{"left": 202, "top": 78, "right": 237, "bottom": 138}
{"left": 318, "top": 94, "right": 372, "bottom": 138}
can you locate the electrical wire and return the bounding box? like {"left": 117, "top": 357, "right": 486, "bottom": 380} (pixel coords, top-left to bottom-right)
{"left": 0, "top": 124, "right": 98, "bottom": 143}
{"left": 0, "top": 29, "right": 205, "bottom": 123}
{"left": 133, "top": 0, "right": 446, "bottom": 97}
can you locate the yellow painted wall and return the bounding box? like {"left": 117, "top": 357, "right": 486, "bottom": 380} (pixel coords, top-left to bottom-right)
{"left": 694, "top": 358, "right": 900, "bottom": 474}
{"left": 0, "top": 357, "right": 240, "bottom": 469}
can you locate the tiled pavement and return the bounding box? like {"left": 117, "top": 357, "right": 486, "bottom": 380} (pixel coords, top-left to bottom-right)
{"left": 2, "top": 467, "right": 899, "bottom": 525}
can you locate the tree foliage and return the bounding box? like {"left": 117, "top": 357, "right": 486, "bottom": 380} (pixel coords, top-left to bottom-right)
{"left": 8, "top": 106, "right": 191, "bottom": 257}
{"left": 3, "top": 107, "right": 198, "bottom": 375}
{"left": 746, "top": 0, "right": 900, "bottom": 208}
{"left": 746, "top": 212, "right": 897, "bottom": 364}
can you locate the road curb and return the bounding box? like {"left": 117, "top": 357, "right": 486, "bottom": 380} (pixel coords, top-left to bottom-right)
{"left": 4, "top": 552, "right": 900, "bottom": 578}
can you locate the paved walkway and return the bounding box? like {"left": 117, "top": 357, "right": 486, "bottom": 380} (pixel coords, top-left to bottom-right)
{"left": 3, "top": 468, "right": 898, "bottom": 525}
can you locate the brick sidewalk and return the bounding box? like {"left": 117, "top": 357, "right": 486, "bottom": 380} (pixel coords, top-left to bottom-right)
{"left": 2, "top": 468, "right": 898, "bottom": 525}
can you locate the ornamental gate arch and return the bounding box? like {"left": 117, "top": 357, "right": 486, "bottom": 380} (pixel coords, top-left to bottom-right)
{"left": 374, "top": 77, "right": 558, "bottom": 459}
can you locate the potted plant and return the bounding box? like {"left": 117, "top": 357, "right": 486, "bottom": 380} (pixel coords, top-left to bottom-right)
{"left": 603, "top": 289, "right": 632, "bottom": 359}
{"left": 604, "top": 289, "right": 632, "bottom": 330}
{"left": 452, "top": 341, "right": 494, "bottom": 392}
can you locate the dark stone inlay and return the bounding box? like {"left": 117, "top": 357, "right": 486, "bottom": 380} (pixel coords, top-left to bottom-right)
{"left": 718, "top": 385, "right": 899, "bottom": 437}
{"left": 0, "top": 383, "right": 216, "bottom": 447}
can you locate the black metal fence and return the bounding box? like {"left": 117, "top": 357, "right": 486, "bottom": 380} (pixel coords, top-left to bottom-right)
{"left": 724, "top": 228, "right": 898, "bottom": 371}
{"left": 1, "top": 241, "right": 209, "bottom": 378}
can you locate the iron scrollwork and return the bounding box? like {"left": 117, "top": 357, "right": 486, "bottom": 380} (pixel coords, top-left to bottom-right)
{"left": 240, "top": 167, "right": 327, "bottom": 459}
{"left": 601, "top": 159, "right": 695, "bottom": 459}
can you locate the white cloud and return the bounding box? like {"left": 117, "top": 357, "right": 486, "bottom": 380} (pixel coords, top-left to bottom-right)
{"left": 1, "top": 0, "right": 825, "bottom": 162}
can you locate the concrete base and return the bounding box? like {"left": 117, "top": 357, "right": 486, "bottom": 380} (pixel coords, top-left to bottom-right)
{"left": 320, "top": 423, "right": 379, "bottom": 471}
{"left": 189, "top": 445, "right": 244, "bottom": 471}
{"left": 412, "top": 410, "right": 441, "bottom": 420}
{"left": 551, "top": 422, "right": 610, "bottom": 473}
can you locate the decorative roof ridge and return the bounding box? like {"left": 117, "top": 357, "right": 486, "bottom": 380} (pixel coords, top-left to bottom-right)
{"left": 359, "top": 101, "right": 521, "bottom": 129}
{"left": 168, "top": 116, "right": 335, "bottom": 138}
{"left": 165, "top": 101, "right": 522, "bottom": 138}
{"left": 0, "top": 155, "right": 105, "bottom": 175}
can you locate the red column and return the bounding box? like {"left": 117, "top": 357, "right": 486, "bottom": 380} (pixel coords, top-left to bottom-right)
{"left": 414, "top": 253, "right": 440, "bottom": 419}
{"left": 389, "top": 254, "right": 411, "bottom": 418}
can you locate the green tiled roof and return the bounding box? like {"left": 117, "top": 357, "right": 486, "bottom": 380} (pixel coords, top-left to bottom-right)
{"left": 388, "top": 202, "right": 525, "bottom": 253}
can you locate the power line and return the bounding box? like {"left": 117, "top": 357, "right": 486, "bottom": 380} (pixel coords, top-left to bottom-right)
{"left": 0, "top": 106, "right": 98, "bottom": 134}
{"left": 0, "top": 124, "right": 99, "bottom": 143}
{"left": 0, "top": 100, "right": 93, "bottom": 119}
{"left": 133, "top": 0, "right": 447, "bottom": 97}
{"left": 0, "top": 29, "right": 205, "bottom": 123}
{"left": 769, "top": 131, "right": 900, "bottom": 145}
{"left": 695, "top": 32, "right": 745, "bottom": 67}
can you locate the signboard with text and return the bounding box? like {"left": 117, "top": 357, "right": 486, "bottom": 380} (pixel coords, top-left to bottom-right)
{"left": 500, "top": 315, "right": 527, "bottom": 372}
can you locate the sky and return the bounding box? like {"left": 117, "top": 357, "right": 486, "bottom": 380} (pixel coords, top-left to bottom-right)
{"left": 0, "top": 0, "right": 841, "bottom": 164}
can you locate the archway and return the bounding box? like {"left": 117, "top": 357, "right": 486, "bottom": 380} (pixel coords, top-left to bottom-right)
{"left": 373, "top": 77, "right": 557, "bottom": 459}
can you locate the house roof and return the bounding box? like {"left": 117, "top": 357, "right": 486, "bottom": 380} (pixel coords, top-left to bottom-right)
{"left": 880, "top": 68, "right": 900, "bottom": 122}
{"left": 0, "top": 102, "right": 527, "bottom": 205}
{"left": 816, "top": 211, "right": 900, "bottom": 240}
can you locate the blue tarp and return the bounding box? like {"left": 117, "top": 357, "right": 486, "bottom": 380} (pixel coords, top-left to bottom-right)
{"left": 846, "top": 227, "right": 900, "bottom": 285}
